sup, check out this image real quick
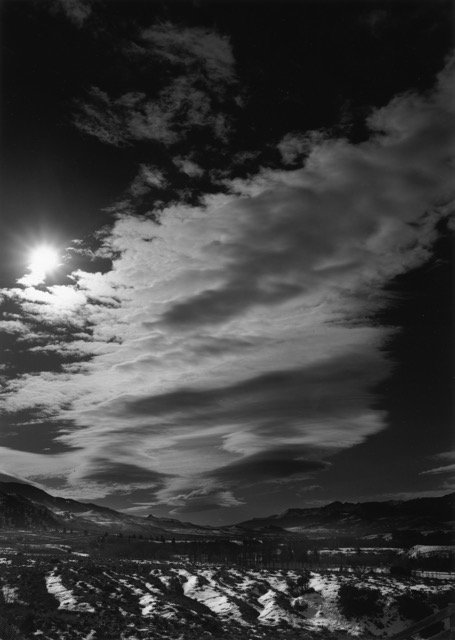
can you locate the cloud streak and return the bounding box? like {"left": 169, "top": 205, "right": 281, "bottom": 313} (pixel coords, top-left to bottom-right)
{"left": 421, "top": 463, "right": 455, "bottom": 476}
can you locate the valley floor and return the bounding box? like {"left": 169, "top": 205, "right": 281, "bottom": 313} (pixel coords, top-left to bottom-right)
{"left": 0, "top": 551, "right": 453, "bottom": 640}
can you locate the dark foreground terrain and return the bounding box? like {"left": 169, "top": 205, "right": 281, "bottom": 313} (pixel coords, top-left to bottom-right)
{"left": 0, "top": 484, "right": 453, "bottom": 639}
{"left": 0, "top": 542, "right": 453, "bottom": 640}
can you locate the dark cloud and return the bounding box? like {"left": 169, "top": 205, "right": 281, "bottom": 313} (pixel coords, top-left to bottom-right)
{"left": 119, "top": 351, "right": 386, "bottom": 426}
{"left": 82, "top": 460, "right": 172, "bottom": 485}
{"left": 81, "top": 350, "right": 387, "bottom": 486}
{"left": 206, "top": 449, "right": 328, "bottom": 483}
{"left": 162, "top": 278, "right": 304, "bottom": 327}
{"left": 189, "top": 335, "right": 260, "bottom": 357}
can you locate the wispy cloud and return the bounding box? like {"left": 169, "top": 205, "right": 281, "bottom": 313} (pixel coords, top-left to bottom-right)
{"left": 166, "top": 486, "right": 244, "bottom": 515}
{"left": 139, "top": 22, "right": 236, "bottom": 86}
{"left": 129, "top": 165, "right": 169, "bottom": 198}
{"left": 420, "top": 463, "right": 455, "bottom": 476}
{"left": 278, "top": 131, "right": 327, "bottom": 165}
{"left": 1, "top": 55, "right": 454, "bottom": 516}
{"left": 75, "top": 81, "right": 234, "bottom": 148}
{"left": 433, "top": 451, "right": 455, "bottom": 460}
{"left": 74, "top": 22, "right": 238, "bottom": 148}
{"left": 420, "top": 450, "right": 455, "bottom": 476}
{"left": 172, "top": 156, "right": 204, "bottom": 178}
{"left": 382, "top": 483, "right": 455, "bottom": 501}
{"left": 53, "top": 0, "right": 92, "bottom": 27}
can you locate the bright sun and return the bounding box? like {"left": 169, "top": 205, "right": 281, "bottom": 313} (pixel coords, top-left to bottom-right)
{"left": 29, "top": 246, "right": 60, "bottom": 274}
{"left": 19, "top": 245, "right": 61, "bottom": 286}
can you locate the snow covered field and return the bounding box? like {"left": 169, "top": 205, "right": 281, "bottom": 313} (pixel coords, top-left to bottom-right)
{"left": 0, "top": 554, "right": 453, "bottom": 639}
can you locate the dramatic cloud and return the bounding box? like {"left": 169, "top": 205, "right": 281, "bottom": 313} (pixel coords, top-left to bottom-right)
{"left": 207, "top": 450, "right": 328, "bottom": 484}
{"left": 1, "top": 55, "right": 454, "bottom": 516}
{"left": 159, "top": 58, "right": 455, "bottom": 329}
{"left": 80, "top": 460, "right": 172, "bottom": 495}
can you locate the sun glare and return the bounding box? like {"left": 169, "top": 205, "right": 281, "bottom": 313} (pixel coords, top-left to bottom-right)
{"left": 29, "top": 246, "right": 60, "bottom": 274}
{"left": 18, "top": 245, "right": 61, "bottom": 286}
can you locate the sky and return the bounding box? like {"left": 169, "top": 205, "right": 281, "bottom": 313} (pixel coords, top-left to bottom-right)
{"left": 0, "top": 0, "right": 454, "bottom": 525}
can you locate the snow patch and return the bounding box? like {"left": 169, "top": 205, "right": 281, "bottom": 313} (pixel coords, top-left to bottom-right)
{"left": 408, "top": 545, "right": 455, "bottom": 558}
{"left": 178, "top": 568, "right": 244, "bottom": 621}
{"left": 45, "top": 571, "right": 95, "bottom": 612}
{"left": 2, "top": 585, "right": 19, "bottom": 602}
{"left": 257, "top": 589, "right": 303, "bottom": 626}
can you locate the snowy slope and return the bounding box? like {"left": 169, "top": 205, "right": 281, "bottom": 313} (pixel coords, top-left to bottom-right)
{"left": 1, "top": 551, "right": 453, "bottom": 640}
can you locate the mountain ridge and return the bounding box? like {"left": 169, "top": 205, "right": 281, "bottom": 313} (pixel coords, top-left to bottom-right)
{"left": 0, "top": 481, "right": 453, "bottom": 540}
{"left": 236, "top": 493, "right": 455, "bottom": 538}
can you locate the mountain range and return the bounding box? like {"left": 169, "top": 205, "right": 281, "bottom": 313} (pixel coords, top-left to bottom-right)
{"left": 0, "top": 482, "right": 211, "bottom": 536}
{"left": 0, "top": 481, "right": 453, "bottom": 541}
{"left": 237, "top": 493, "right": 455, "bottom": 540}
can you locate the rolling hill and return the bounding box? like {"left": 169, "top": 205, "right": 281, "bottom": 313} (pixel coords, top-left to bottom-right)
{"left": 0, "top": 482, "right": 212, "bottom": 536}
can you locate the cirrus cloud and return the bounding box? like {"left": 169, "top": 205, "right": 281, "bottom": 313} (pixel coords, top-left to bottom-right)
{"left": 73, "top": 22, "right": 239, "bottom": 148}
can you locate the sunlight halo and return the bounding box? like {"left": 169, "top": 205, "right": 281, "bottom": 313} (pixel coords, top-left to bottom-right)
{"left": 18, "top": 245, "right": 61, "bottom": 286}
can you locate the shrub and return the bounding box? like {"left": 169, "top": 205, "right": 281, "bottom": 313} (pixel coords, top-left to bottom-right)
{"left": 287, "top": 571, "right": 311, "bottom": 597}
{"left": 292, "top": 597, "right": 309, "bottom": 612}
{"left": 338, "top": 583, "right": 383, "bottom": 618}
{"left": 390, "top": 564, "right": 412, "bottom": 577}
{"left": 397, "top": 592, "right": 431, "bottom": 620}
{"left": 432, "top": 589, "right": 455, "bottom": 610}
{"left": 396, "top": 592, "right": 443, "bottom": 639}
{"left": 19, "top": 611, "right": 35, "bottom": 633}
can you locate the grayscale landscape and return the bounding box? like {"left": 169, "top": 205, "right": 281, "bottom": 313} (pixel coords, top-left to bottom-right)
{"left": 0, "top": 481, "right": 453, "bottom": 638}
{"left": 0, "top": 0, "right": 453, "bottom": 638}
